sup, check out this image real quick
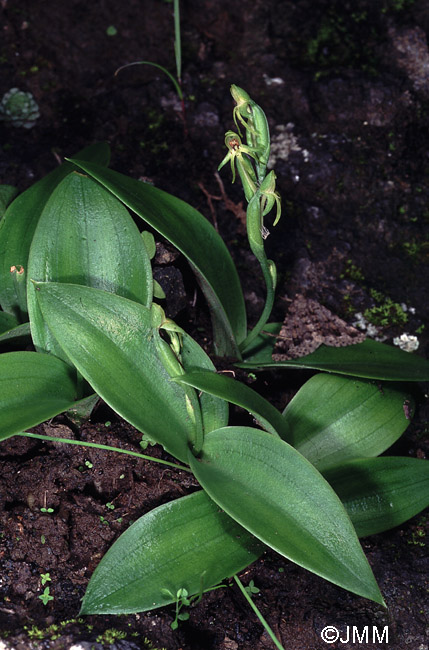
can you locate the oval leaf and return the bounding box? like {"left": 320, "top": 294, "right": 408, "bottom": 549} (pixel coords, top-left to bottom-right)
{"left": 324, "top": 457, "right": 429, "bottom": 537}
{"left": 35, "top": 282, "right": 195, "bottom": 463}
{"left": 81, "top": 490, "right": 263, "bottom": 615}
{"left": 0, "top": 351, "right": 77, "bottom": 440}
{"left": 27, "top": 172, "right": 153, "bottom": 360}
{"left": 238, "top": 339, "right": 429, "bottom": 381}
{"left": 189, "top": 426, "right": 384, "bottom": 605}
{"left": 283, "top": 373, "right": 412, "bottom": 471}
{"left": 67, "top": 159, "right": 247, "bottom": 356}
{"left": 0, "top": 143, "right": 110, "bottom": 319}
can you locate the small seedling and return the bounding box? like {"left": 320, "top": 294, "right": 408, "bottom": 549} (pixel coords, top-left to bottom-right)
{"left": 38, "top": 587, "right": 54, "bottom": 606}
{"left": 244, "top": 579, "right": 260, "bottom": 595}
{"left": 161, "top": 587, "right": 192, "bottom": 630}
{"left": 96, "top": 628, "right": 127, "bottom": 644}
{"left": 40, "top": 491, "right": 54, "bottom": 514}
{"left": 40, "top": 572, "right": 51, "bottom": 586}
{"left": 139, "top": 434, "right": 157, "bottom": 450}
{"left": 114, "top": 0, "right": 187, "bottom": 132}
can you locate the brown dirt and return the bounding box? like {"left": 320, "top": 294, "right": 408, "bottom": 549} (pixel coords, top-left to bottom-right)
{"left": 0, "top": 1, "right": 428, "bottom": 649}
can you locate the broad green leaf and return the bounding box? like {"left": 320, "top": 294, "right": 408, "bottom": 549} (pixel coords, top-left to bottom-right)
{"left": 35, "top": 282, "right": 196, "bottom": 463}
{"left": 174, "top": 369, "right": 290, "bottom": 440}
{"left": 0, "top": 185, "right": 18, "bottom": 217}
{"left": 283, "top": 373, "right": 412, "bottom": 471}
{"left": 0, "top": 351, "right": 77, "bottom": 440}
{"left": 80, "top": 490, "right": 263, "bottom": 615}
{"left": 237, "top": 339, "right": 429, "bottom": 381}
{"left": 27, "top": 172, "right": 153, "bottom": 360}
{"left": 189, "top": 426, "right": 384, "bottom": 605}
{"left": 180, "top": 337, "right": 228, "bottom": 434}
{"left": 67, "top": 159, "right": 247, "bottom": 356}
{"left": 324, "top": 457, "right": 429, "bottom": 537}
{"left": 0, "top": 143, "right": 110, "bottom": 319}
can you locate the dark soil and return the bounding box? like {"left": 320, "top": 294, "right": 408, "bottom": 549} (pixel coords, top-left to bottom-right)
{"left": 0, "top": 1, "right": 428, "bottom": 649}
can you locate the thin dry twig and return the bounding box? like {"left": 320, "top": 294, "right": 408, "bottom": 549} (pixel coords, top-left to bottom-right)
{"left": 198, "top": 172, "right": 247, "bottom": 234}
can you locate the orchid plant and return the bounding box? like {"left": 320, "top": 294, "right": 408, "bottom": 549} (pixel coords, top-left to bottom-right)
{"left": 0, "top": 86, "right": 428, "bottom": 648}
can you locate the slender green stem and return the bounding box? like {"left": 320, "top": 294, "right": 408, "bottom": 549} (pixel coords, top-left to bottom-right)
{"left": 115, "top": 61, "right": 183, "bottom": 101}
{"left": 240, "top": 264, "right": 275, "bottom": 352}
{"left": 17, "top": 432, "right": 191, "bottom": 473}
{"left": 173, "top": 0, "right": 181, "bottom": 83}
{"left": 239, "top": 194, "right": 276, "bottom": 352}
{"left": 233, "top": 575, "right": 285, "bottom": 650}
{"left": 115, "top": 0, "right": 187, "bottom": 134}
{"left": 172, "top": 0, "right": 187, "bottom": 136}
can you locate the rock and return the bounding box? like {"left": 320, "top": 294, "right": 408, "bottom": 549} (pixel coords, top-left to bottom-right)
{"left": 388, "top": 25, "right": 429, "bottom": 97}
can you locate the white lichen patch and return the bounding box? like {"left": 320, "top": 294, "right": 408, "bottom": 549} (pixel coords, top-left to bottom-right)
{"left": 393, "top": 333, "right": 419, "bottom": 352}
{"left": 268, "top": 124, "right": 309, "bottom": 168}
{"left": 352, "top": 312, "right": 386, "bottom": 341}
{"left": 401, "top": 302, "right": 416, "bottom": 315}
{"left": 263, "top": 73, "right": 285, "bottom": 87}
